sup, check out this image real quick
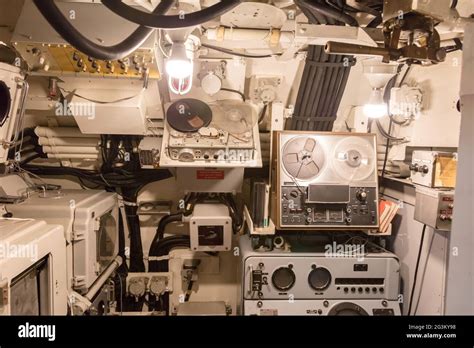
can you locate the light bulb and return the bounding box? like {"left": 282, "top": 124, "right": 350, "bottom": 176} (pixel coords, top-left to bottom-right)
{"left": 364, "top": 88, "right": 387, "bottom": 119}
{"left": 165, "top": 42, "right": 193, "bottom": 79}
{"left": 363, "top": 103, "right": 388, "bottom": 119}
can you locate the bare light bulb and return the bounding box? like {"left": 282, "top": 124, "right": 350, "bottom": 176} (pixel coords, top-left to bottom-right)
{"left": 364, "top": 88, "right": 388, "bottom": 119}
{"left": 165, "top": 43, "right": 193, "bottom": 79}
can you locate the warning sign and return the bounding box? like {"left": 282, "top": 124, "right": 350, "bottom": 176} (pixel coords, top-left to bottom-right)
{"left": 196, "top": 170, "right": 225, "bottom": 180}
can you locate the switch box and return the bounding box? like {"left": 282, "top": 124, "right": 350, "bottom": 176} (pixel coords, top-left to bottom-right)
{"left": 189, "top": 204, "right": 232, "bottom": 252}
{"left": 414, "top": 187, "right": 454, "bottom": 231}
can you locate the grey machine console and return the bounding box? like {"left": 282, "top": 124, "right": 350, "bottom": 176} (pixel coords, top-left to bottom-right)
{"left": 272, "top": 132, "right": 379, "bottom": 230}
{"left": 239, "top": 236, "right": 401, "bottom": 316}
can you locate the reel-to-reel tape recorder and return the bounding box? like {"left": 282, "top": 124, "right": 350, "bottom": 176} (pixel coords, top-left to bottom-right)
{"left": 159, "top": 99, "right": 262, "bottom": 168}
{"left": 271, "top": 131, "right": 379, "bottom": 230}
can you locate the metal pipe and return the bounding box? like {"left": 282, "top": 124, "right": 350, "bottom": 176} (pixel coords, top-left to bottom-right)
{"left": 325, "top": 41, "right": 394, "bottom": 59}
{"left": 85, "top": 256, "right": 123, "bottom": 301}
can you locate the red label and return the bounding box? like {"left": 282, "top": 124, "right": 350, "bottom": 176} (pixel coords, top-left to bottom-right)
{"left": 196, "top": 170, "right": 225, "bottom": 180}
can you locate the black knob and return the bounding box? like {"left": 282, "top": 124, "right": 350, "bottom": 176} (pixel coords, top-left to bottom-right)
{"left": 290, "top": 190, "right": 299, "bottom": 198}
{"left": 271, "top": 267, "right": 296, "bottom": 291}
{"left": 420, "top": 165, "right": 429, "bottom": 174}
{"left": 356, "top": 190, "right": 367, "bottom": 202}
{"left": 308, "top": 267, "right": 331, "bottom": 291}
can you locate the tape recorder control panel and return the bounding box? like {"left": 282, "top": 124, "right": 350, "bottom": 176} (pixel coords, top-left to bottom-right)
{"left": 160, "top": 99, "right": 262, "bottom": 168}
{"left": 273, "top": 132, "right": 379, "bottom": 230}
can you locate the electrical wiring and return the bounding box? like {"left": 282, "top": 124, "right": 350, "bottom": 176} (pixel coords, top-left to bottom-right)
{"left": 408, "top": 224, "right": 427, "bottom": 316}
{"left": 258, "top": 103, "right": 269, "bottom": 124}
{"left": 380, "top": 65, "right": 412, "bottom": 178}
{"left": 296, "top": 0, "right": 359, "bottom": 26}
{"left": 101, "top": 0, "right": 241, "bottom": 29}
{"left": 413, "top": 230, "right": 437, "bottom": 315}
{"left": 375, "top": 120, "right": 405, "bottom": 141}
{"left": 58, "top": 87, "right": 143, "bottom": 105}
{"left": 219, "top": 88, "right": 246, "bottom": 101}
{"left": 32, "top": 0, "right": 174, "bottom": 61}
{"left": 201, "top": 43, "right": 276, "bottom": 58}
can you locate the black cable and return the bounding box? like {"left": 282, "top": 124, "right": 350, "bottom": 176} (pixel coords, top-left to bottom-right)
{"left": 296, "top": 0, "right": 359, "bottom": 26}
{"left": 451, "top": 0, "right": 458, "bottom": 8}
{"left": 201, "top": 43, "right": 274, "bottom": 58}
{"left": 380, "top": 119, "right": 393, "bottom": 180}
{"left": 101, "top": 0, "right": 241, "bottom": 29}
{"left": 184, "top": 280, "right": 194, "bottom": 302}
{"left": 151, "top": 213, "right": 184, "bottom": 249}
{"left": 380, "top": 65, "right": 411, "bottom": 178}
{"left": 376, "top": 119, "right": 405, "bottom": 141}
{"left": 367, "top": 15, "right": 383, "bottom": 28}
{"left": 445, "top": 38, "right": 463, "bottom": 53}
{"left": 408, "top": 224, "right": 427, "bottom": 316}
{"left": 33, "top": 0, "right": 174, "bottom": 61}
{"left": 220, "top": 88, "right": 246, "bottom": 101}
{"left": 258, "top": 103, "right": 269, "bottom": 124}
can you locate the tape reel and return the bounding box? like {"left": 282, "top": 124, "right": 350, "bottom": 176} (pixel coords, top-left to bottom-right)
{"left": 212, "top": 101, "right": 257, "bottom": 134}
{"left": 282, "top": 136, "right": 326, "bottom": 181}
{"left": 332, "top": 137, "right": 375, "bottom": 181}
{"left": 166, "top": 99, "right": 212, "bottom": 133}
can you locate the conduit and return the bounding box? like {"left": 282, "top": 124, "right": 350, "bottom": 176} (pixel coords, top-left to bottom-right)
{"left": 288, "top": 2, "right": 356, "bottom": 131}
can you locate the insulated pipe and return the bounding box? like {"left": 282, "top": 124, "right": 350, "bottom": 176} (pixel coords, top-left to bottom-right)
{"left": 32, "top": 0, "right": 174, "bottom": 60}
{"left": 206, "top": 27, "right": 294, "bottom": 45}
{"left": 85, "top": 256, "right": 123, "bottom": 301}
{"left": 47, "top": 153, "right": 99, "bottom": 160}
{"left": 35, "top": 126, "right": 99, "bottom": 138}
{"left": 42, "top": 146, "right": 99, "bottom": 154}
{"left": 101, "top": 0, "right": 241, "bottom": 29}
{"left": 38, "top": 137, "right": 100, "bottom": 147}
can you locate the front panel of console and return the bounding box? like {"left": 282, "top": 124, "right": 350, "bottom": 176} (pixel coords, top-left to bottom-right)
{"left": 280, "top": 186, "right": 378, "bottom": 227}
{"left": 243, "top": 299, "right": 401, "bottom": 316}
{"left": 243, "top": 255, "right": 400, "bottom": 301}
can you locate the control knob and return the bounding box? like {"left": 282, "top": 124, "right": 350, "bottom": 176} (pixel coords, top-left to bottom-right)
{"left": 356, "top": 190, "right": 367, "bottom": 202}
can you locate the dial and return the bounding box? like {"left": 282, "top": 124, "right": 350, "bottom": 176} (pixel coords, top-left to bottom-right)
{"left": 308, "top": 267, "right": 331, "bottom": 291}
{"left": 271, "top": 267, "right": 296, "bottom": 291}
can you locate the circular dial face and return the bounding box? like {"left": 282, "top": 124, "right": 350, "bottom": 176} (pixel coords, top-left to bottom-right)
{"left": 271, "top": 267, "right": 296, "bottom": 291}
{"left": 282, "top": 136, "right": 326, "bottom": 181}
{"left": 328, "top": 302, "right": 369, "bottom": 316}
{"left": 0, "top": 81, "right": 12, "bottom": 126}
{"left": 308, "top": 267, "right": 332, "bottom": 291}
